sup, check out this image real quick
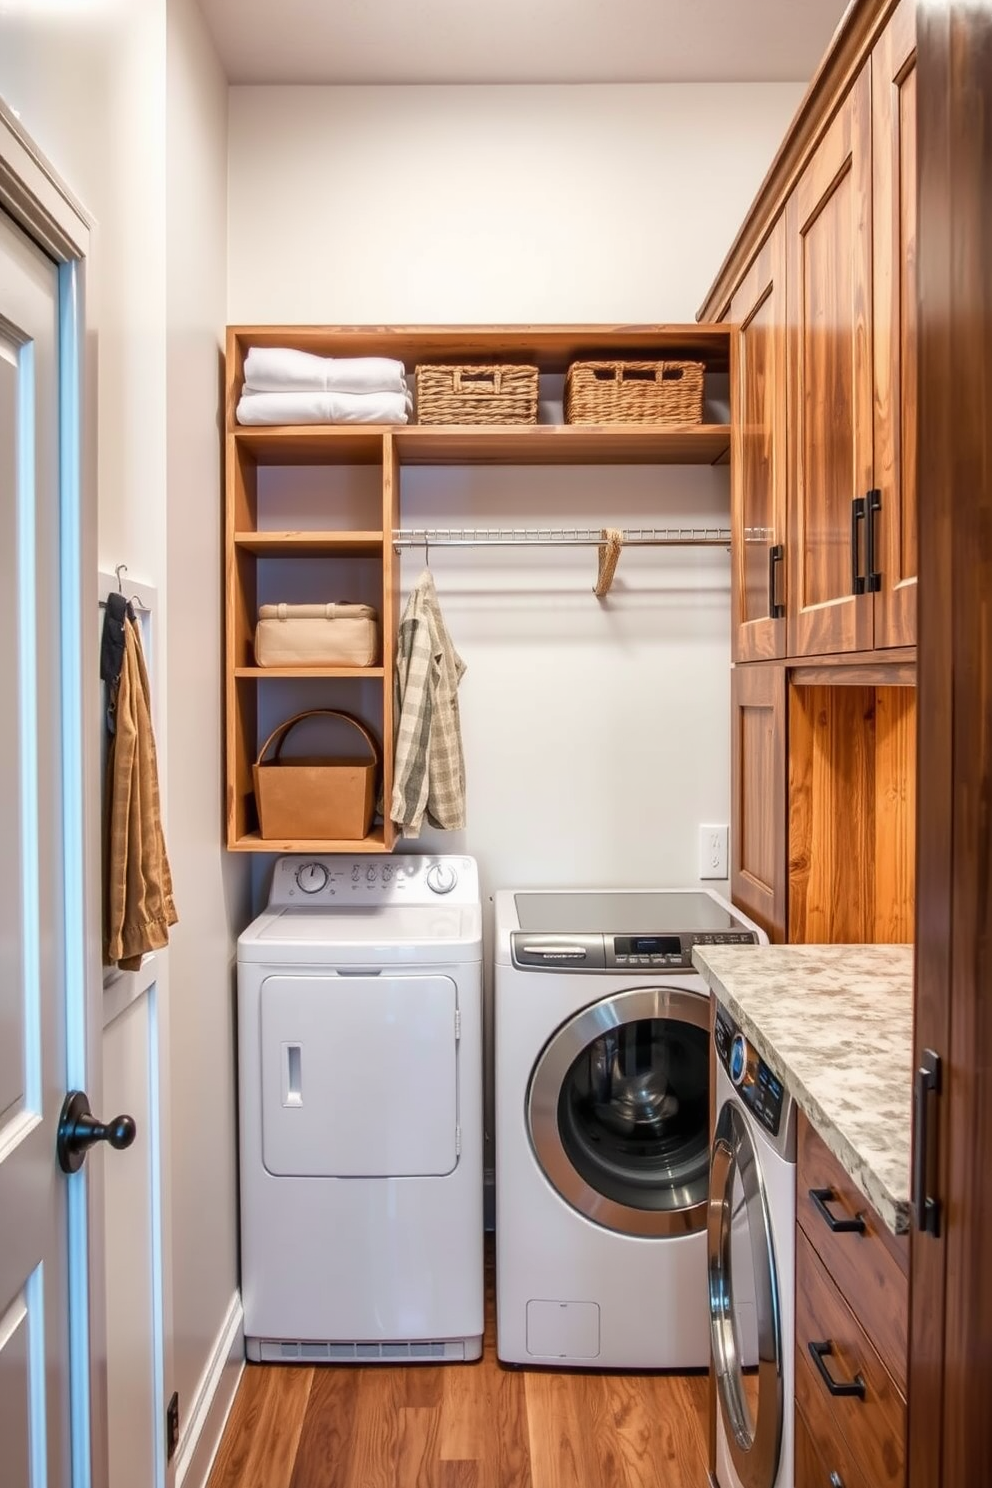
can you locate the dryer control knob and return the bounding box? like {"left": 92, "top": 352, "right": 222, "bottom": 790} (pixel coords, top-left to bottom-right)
{"left": 426, "top": 862, "right": 457, "bottom": 895}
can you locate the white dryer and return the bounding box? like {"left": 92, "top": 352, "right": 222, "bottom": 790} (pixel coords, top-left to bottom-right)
{"left": 709, "top": 1005, "right": 797, "bottom": 1488}
{"left": 494, "top": 887, "right": 766, "bottom": 1369}
{"left": 238, "top": 854, "right": 483, "bottom": 1363}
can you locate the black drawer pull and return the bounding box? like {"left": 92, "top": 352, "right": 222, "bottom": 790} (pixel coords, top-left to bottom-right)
{"left": 808, "top": 1340, "right": 866, "bottom": 1400}
{"left": 809, "top": 1187, "right": 866, "bottom": 1234}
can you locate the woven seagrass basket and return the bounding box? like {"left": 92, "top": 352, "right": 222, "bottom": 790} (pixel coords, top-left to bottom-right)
{"left": 415, "top": 363, "right": 539, "bottom": 425}
{"left": 564, "top": 359, "right": 705, "bottom": 426}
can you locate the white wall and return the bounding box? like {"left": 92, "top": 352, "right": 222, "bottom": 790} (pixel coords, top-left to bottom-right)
{"left": 227, "top": 80, "right": 803, "bottom": 899}
{"left": 166, "top": 0, "right": 248, "bottom": 1475}
{"left": 227, "top": 80, "right": 801, "bottom": 1182}
{"left": 0, "top": 1, "right": 167, "bottom": 580}
{"left": 227, "top": 82, "right": 802, "bottom": 324}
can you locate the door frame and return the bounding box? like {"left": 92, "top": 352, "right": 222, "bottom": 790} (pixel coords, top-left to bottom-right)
{"left": 0, "top": 99, "right": 106, "bottom": 1488}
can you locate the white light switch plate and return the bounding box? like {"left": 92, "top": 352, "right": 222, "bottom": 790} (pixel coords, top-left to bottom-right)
{"left": 698, "top": 824, "right": 729, "bottom": 880}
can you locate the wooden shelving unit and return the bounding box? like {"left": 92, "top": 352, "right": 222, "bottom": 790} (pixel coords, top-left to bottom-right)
{"left": 225, "top": 323, "right": 731, "bottom": 853}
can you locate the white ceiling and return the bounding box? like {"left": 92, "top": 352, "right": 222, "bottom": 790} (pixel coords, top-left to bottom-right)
{"left": 198, "top": 0, "right": 851, "bottom": 87}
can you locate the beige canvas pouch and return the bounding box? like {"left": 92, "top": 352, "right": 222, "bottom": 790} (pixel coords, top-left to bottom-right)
{"left": 255, "top": 602, "right": 379, "bottom": 667}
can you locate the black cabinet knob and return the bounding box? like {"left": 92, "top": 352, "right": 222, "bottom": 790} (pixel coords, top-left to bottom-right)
{"left": 57, "top": 1090, "right": 137, "bottom": 1174}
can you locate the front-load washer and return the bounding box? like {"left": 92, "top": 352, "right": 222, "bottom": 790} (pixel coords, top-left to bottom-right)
{"left": 238, "top": 853, "right": 484, "bottom": 1362}
{"left": 709, "top": 1005, "right": 797, "bottom": 1488}
{"left": 494, "top": 887, "right": 766, "bottom": 1368}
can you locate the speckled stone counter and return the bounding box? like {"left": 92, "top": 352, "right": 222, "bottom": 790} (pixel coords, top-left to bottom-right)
{"left": 691, "top": 943, "right": 914, "bottom": 1235}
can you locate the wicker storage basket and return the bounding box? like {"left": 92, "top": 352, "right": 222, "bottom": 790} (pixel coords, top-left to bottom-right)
{"left": 564, "top": 359, "right": 705, "bottom": 426}
{"left": 253, "top": 709, "right": 380, "bottom": 841}
{"left": 415, "top": 363, "right": 539, "bottom": 425}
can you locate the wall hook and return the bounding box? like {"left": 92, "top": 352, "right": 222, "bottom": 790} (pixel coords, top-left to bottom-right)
{"left": 115, "top": 563, "right": 127, "bottom": 593}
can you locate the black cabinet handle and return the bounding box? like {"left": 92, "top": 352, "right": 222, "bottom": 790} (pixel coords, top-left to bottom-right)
{"left": 850, "top": 496, "right": 866, "bottom": 594}
{"left": 914, "top": 1049, "right": 942, "bottom": 1236}
{"left": 808, "top": 1340, "right": 866, "bottom": 1400}
{"left": 768, "top": 543, "right": 785, "bottom": 619}
{"left": 809, "top": 1187, "right": 866, "bottom": 1234}
{"left": 866, "top": 487, "right": 882, "bottom": 592}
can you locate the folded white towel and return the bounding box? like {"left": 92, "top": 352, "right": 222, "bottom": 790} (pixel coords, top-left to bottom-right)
{"left": 243, "top": 347, "right": 408, "bottom": 395}
{"left": 236, "top": 388, "right": 412, "bottom": 426}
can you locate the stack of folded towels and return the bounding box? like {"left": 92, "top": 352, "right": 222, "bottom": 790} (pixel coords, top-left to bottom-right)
{"left": 236, "top": 347, "right": 413, "bottom": 425}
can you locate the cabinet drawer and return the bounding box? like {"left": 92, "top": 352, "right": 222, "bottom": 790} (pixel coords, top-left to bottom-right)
{"left": 795, "top": 1403, "right": 870, "bottom": 1488}
{"left": 796, "top": 1227, "right": 905, "bottom": 1488}
{"left": 796, "top": 1112, "right": 908, "bottom": 1393}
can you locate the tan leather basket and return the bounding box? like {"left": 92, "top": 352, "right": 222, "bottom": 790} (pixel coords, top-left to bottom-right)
{"left": 252, "top": 709, "right": 381, "bottom": 841}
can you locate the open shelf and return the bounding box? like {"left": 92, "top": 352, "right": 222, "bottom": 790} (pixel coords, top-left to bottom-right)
{"left": 225, "top": 323, "right": 733, "bottom": 854}
{"left": 233, "top": 427, "right": 385, "bottom": 465}
{"left": 229, "top": 825, "right": 389, "bottom": 854}
{"left": 235, "top": 666, "right": 385, "bottom": 679}
{"left": 234, "top": 530, "right": 384, "bottom": 555}
{"left": 393, "top": 423, "right": 731, "bottom": 466}
{"left": 232, "top": 423, "right": 731, "bottom": 467}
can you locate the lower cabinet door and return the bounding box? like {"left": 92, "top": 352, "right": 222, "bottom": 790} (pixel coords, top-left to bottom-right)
{"left": 730, "top": 663, "right": 787, "bottom": 941}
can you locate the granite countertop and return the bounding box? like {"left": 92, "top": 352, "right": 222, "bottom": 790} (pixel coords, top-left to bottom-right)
{"left": 691, "top": 943, "right": 914, "bottom": 1235}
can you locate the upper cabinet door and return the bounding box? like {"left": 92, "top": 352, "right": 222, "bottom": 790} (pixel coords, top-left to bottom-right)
{"left": 730, "top": 217, "right": 788, "bottom": 662}
{"left": 787, "top": 64, "right": 875, "bottom": 658}
{"left": 871, "top": 0, "right": 917, "bottom": 649}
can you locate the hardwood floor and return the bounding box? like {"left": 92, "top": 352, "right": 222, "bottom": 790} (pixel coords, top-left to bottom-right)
{"left": 207, "top": 1270, "right": 710, "bottom": 1488}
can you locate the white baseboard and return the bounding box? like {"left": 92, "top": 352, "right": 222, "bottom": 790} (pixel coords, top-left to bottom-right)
{"left": 173, "top": 1293, "right": 244, "bottom": 1488}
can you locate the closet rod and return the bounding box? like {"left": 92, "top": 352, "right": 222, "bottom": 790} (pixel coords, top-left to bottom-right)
{"left": 393, "top": 525, "right": 731, "bottom": 549}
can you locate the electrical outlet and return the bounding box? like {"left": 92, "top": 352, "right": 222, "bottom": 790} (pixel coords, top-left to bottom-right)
{"left": 698, "top": 824, "right": 729, "bottom": 880}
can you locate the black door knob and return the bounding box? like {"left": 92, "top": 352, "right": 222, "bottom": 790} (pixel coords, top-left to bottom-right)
{"left": 57, "top": 1090, "right": 137, "bottom": 1174}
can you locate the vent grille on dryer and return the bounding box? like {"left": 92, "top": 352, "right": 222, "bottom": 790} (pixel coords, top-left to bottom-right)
{"left": 259, "top": 1339, "right": 467, "bottom": 1363}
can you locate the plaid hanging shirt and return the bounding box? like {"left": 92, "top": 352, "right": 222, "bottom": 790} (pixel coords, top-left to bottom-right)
{"left": 390, "top": 570, "right": 467, "bottom": 837}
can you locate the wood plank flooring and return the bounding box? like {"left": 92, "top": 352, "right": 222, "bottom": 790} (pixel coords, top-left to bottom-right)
{"left": 207, "top": 1269, "right": 710, "bottom": 1488}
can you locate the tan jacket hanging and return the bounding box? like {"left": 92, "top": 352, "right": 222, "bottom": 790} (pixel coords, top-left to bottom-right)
{"left": 104, "top": 618, "right": 178, "bottom": 970}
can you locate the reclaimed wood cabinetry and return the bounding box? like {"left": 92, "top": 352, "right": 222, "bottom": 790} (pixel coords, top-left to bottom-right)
{"left": 730, "top": 219, "right": 788, "bottom": 662}
{"left": 729, "top": 663, "right": 787, "bottom": 940}
{"left": 795, "top": 1114, "right": 908, "bottom": 1488}
{"left": 787, "top": 64, "right": 875, "bottom": 658}
{"left": 870, "top": 0, "right": 918, "bottom": 649}
{"left": 724, "top": 0, "right": 918, "bottom": 664}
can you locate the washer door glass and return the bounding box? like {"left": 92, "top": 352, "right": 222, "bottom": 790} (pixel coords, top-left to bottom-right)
{"left": 708, "top": 1099, "right": 783, "bottom": 1488}
{"left": 527, "top": 986, "right": 710, "bottom": 1237}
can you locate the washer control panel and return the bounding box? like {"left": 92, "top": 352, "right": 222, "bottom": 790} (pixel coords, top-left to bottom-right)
{"left": 512, "top": 927, "right": 758, "bottom": 972}
{"left": 715, "top": 1009, "right": 785, "bottom": 1137}
{"left": 270, "top": 855, "right": 478, "bottom": 907}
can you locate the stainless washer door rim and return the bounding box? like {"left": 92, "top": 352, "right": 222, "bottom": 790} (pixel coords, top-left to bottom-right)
{"left": 527, "top": 984, "right": 710, "bottom": 1238}
{"left": 708, "top": 1099, "right": 783, "bottom": 1488}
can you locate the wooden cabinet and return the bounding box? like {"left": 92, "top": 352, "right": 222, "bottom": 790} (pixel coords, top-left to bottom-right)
{"left": 224, "top": 324, "right": 731, "bottom": 852}
{"left": 786, "top": 63, "right": 875, "bottom": 659}
{"left": 795, "top": 1114, "right": 909, "bottom": 1488}
{"left": 729, "top": 663, "right": 787, "bottom": 940}
{"left": 730, "top": 218, "right": 788, "bottom": 662}
{"left": 871, "top": 0, "right": 918, "bottom": 649}
{"left": 726, "top": 0, "right": 917, "bottom": 663}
